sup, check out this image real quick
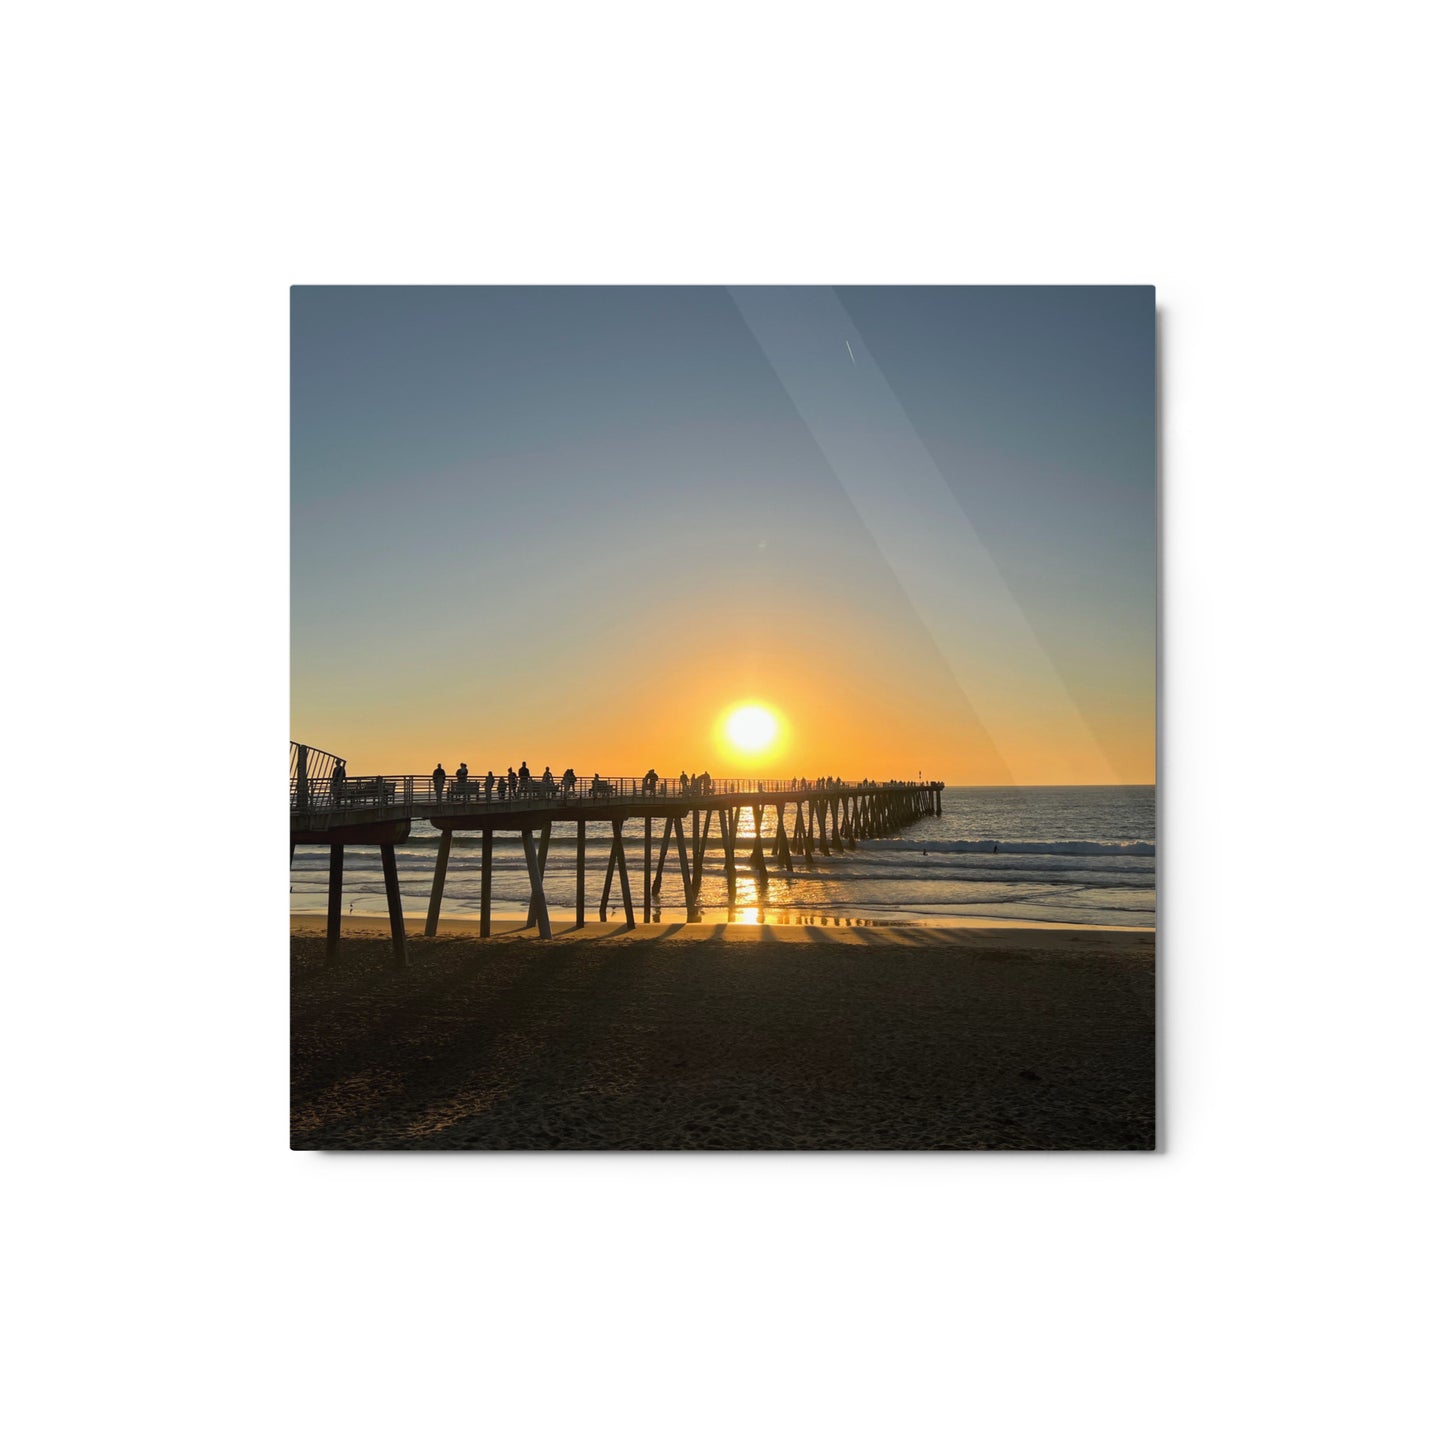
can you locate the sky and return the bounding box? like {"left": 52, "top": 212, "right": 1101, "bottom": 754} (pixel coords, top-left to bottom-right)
{"left": 291, "top": 286, "right": 1155, "bottom": 784}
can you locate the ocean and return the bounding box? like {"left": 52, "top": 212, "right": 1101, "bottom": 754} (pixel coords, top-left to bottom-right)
{"left": 290, "top": 785, "right": 1155, "bottom": 929}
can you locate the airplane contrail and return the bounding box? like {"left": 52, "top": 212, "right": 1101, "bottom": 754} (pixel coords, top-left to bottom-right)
{"left": 845, "top": 339, "right": 856, "bottom": 365}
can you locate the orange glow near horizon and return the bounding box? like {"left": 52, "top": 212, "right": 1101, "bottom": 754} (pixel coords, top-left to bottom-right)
{"left": 290, "top": 641, "right": 1155, "bottom": 787}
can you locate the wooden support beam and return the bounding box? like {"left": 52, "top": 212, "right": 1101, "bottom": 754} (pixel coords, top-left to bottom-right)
{"left": 611, "top": 818, "right": 635, "bottom": 929}
{"left": 651, "top": 814, "right": 673, "bottom": 898}
{"left": 521, "top": 827, "right": 552, "bottom": 940}
{"left": 644, "top": 815, "right": 653, "bottom": 918}
{"left": 751, "top": 805, "right": 769, "bottom": 887}
{"left": 599, "top": 831, "right": 617, "bottom": 922}
{"left": 526, "top": 820, "right": 552, "bottom": 927}
{"left": 776, "top": 802, "right": 793, "bottom": 873}
{"left": 575, "top": 820, "right": 586, "bottom": 929}
{"left": 693, "top": 809, "right": 712, "bottom": 898}
{"left": 480, "top": 830, "right": 494, "bottom": 936}
{"left": 326, "top": 843, "right": 344, "bottom": 961}
{"left": 380, "top": 842, "right": 407, "bottom": 965}
{"left": 721, "top": 807, "right": 738, "bottom": 899}
{"left": 424, "top": 829, "right": 452, "bottom": 937}
{"left": 674, "top": 815, "right": 700, "bottom": 922}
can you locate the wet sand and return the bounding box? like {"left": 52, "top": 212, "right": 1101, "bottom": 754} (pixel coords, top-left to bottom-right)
{"left": 292, "top": 922, "right": 1155, "bottom": 1150}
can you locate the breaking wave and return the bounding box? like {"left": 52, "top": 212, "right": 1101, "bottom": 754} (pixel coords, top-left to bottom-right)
{"left": 859, "top": 838, "right": 1154, "bottom": 857}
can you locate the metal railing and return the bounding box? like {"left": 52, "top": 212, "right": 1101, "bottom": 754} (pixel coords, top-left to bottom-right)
{"left": 290, "top": 754, "right": 939, "bottom": 820}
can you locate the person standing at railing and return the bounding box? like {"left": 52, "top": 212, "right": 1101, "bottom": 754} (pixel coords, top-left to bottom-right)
{"left": 507, "top": 766, "right": 518, "bottom": 798}
{"left": 485, "top": 770, "right": 495, "bottom": 802}
{"left": 456, "top": 762, "right": 469, "bottom": 800}
{"left": 331, "top": 759, "right": 346, "bottom": 805}
{"left": 542, "top": 765, "right": 554, "bottom": 795}
{"left": 432, "top": 763, "right": 445, "bottom": 803}
{"left": 562, "top": 767, "right": 576, "bottom": 795}
{"left": 518, "top": 761, "right": 531, "bottom": 796}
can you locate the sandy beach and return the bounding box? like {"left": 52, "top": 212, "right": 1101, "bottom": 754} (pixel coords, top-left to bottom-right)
{"left": 293, "top": 920, "right": 1155, "bottom": 1150}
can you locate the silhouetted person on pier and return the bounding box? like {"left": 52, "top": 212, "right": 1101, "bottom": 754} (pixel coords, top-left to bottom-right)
{"left": 702, "top": 770, "right": 712, "bottom": 795}
{"left": 563, "top": 767, "right": 576, "bottom": 794}
{"left": 508, "top": 767, "right": 518, "bottom": 797}
{"left": 331, "top": 760, "right": 346, "bottom": 804}
{"left": 518, "top": 761, "right": 531, "bottom": 795}
{"left": 542, "top": 765, "right": 554, "bottom": 795}
{"left": 679, "top": 771, "right": 689, "bottom": 795}
{"left": 643, "top": 768, "right": 658, "bottom": 796}
{"left": 456, "top": 763, "right": 469, "bottom": 799}
{"left": 591, "top": 772, "right": 603, "bottom": 797}
{"left": 485, "top": 770, "right": 495, "bottom": 801}
{"left": 432, "top": 763, "right": 445, "bottom": 802}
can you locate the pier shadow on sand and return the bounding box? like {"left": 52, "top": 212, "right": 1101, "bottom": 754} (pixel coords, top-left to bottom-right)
{"left": 292, "top": 926, "right": 1155, "bottom": 1151}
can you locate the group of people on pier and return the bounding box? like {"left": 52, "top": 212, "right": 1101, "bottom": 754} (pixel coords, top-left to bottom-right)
{"left": 641, "top": 769, "right": 715, "bottom": 797}
{"left": 317, "top": 759, "right": 937, "bottom": 811}
{"left": 431, "top": 760, "right": 590, "bottom": 803}
{"left": 414, "top": 766, "right": 914, "bottom": 805}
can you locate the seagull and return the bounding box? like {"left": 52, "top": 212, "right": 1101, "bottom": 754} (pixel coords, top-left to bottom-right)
{"left": 845, "top": 339, "right": 856, "bottom": 365}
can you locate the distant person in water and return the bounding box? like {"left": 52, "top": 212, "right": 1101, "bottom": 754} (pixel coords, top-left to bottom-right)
{"left": 432, "top": 763, "right": 445, "bottom": 802}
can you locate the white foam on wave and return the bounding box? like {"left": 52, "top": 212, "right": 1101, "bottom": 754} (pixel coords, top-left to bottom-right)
{"left": 859, "top": 838, "right": 1155, "bottom": 857}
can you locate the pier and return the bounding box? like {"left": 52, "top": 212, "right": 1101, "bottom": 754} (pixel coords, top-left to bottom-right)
{"left": 291, "top": 743, "right": 945, "bottom": 963}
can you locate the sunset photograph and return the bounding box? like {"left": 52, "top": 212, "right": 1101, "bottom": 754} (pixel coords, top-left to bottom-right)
{"left": 290, "top": 284, "right": 1157, "bottom": 1149}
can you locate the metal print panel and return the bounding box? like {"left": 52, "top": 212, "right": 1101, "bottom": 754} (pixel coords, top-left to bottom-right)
{"left": 291, "top": 285, "right": 1156, "bottom": 1150}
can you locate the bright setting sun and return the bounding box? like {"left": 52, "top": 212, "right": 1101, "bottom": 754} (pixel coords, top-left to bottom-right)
{"left": 722, "top": 703, "right": 781, "bottom": 757}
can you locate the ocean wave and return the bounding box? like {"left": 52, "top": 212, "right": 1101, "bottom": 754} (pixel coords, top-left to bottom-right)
{"left": 858, "top": 838, "right": 1155, "bottom": 857}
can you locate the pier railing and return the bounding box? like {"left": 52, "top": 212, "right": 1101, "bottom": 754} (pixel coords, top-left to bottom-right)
{"left": 290, "top": 771, "right": 938, "bottom": 818}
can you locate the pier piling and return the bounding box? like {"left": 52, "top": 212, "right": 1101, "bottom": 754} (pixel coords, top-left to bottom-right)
{"left": 424, "top": 830, "right": 451, "bottom": 937}
{"left": 326, "top": 844, "right": 344, "bottom": 960}
{"left": 380, "top": 842, "right": 407, "bottom": 965}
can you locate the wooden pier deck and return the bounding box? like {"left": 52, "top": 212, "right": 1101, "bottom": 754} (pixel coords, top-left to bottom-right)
{"left": 291, "top": 744, "right": 944, "bottom": 964}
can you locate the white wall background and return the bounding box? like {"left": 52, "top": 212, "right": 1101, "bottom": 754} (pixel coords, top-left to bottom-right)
{"left": 4, "top": 3, "right": 1439, "bottom": 1441}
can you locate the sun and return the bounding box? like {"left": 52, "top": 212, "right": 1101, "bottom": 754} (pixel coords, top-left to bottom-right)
{"left": 721, "top": 703, "right": 782, "bottom": 759}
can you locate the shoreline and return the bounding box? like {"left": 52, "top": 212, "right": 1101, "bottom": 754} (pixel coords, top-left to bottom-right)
{"left": 291, "top": 912, "right": 1154, "bottom": 938}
